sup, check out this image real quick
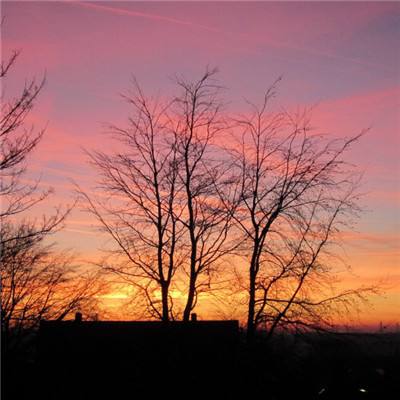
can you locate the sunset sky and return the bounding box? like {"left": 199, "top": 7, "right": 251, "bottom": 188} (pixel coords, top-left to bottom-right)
{"left": 2, "top": 1, "right": 399, "bottom": 328}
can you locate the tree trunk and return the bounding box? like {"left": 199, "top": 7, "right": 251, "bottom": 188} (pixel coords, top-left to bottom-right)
{"left": 183, "top": 274, "right": 196, "bottom": 322}
{"left": 247, "top": 268, "right": 256, "bottom": 343}
{"left": 161, "top": 282, "right": 169, "bottom": 322}
{"left": 247, "top": 244, "right": 259, "bottom": 343}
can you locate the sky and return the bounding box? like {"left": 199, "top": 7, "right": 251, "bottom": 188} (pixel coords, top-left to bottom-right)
{"left": 2, "top": 1, "right": 399, "bottom": 328}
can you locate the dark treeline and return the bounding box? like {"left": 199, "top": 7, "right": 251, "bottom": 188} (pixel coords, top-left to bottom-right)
{"left": 3, "top": 323, "right": 400, "bottom": 400}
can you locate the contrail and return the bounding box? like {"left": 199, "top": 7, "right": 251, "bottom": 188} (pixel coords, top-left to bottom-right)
{"left": 67, "top": 1, "right": 394, "bottom": 74}
{"left": 71, "top": 1, "right": 221, "bottom": 33}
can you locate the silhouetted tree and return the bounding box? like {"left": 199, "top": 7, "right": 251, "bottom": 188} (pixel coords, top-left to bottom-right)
{"left": 82, "top": 70, "right": 236, "bottom": 321}
{"left": 173, "top": 69, "right": 236, "bottom": 321}
{"left": 79, "top": 79, "right": 185, "bottom": 321}
{"left": 81, "top": 68, "right": 374, "bottom": 331}
{"left": 229, "top": 81, "right": 374, "bottom": 341}
{"left": 0, "top": 46, "right": 100, "bottom": 346}
{"left": 1, "top": 51, "right": 47, "bottom": 221}
{"left": 1, "top": 221, "right": 100, "bottom": 346}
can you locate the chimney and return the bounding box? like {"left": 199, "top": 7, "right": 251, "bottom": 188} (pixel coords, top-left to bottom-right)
{"left": 75, "top": 312, "right": 82, "bottom": 323}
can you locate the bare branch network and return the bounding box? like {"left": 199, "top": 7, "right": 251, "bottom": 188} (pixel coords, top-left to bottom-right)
{"left": 78, "top": 68, "right": 377, "bottom": 338}
{"left": 1, "top": 49, "right": 104, "bottom": 347}
{"left": 0, "top": 45, "right": 377, "bottom": 340}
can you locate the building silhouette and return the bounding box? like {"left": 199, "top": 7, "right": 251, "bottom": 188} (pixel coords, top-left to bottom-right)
{"left": 39, "top": 314, "right": 239, "bottom": 399}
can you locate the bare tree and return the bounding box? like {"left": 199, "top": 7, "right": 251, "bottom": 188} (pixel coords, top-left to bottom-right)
{"left": 0, "top": 37, "right": 68, "bottom": 241}
{"left": 0, "top": 47, "right": 100, "bottom": 345}
{"left": 173, "top": 69, "right": 237, "bottom": 321}
{"left": 80, "top": 80, "right": 185, "bottom": 321}
{"left": 1, "top": 52, "right": 47, "bottom": 222}
{"left": 82, "top": 70, "right": 236, "bottom": 321}
{"left": 230, "top": 81, "right": 373, "bottom": 341}
{"left": 81, "top": 70, "right": 373, "bottom": 331}
{"left": 0, "top": 220, "right": 101, "bottom": 347}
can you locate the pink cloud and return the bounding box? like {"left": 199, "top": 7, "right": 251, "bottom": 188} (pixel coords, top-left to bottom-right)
{"left": 306, "top": 86, "right": 399, "bottom": 163}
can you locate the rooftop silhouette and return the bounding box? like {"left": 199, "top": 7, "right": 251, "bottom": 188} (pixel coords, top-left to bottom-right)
{"left": 38, "top": 313, "right": 239, "bottom": 399}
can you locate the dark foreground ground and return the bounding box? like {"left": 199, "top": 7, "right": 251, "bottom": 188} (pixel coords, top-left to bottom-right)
{"left": 2, "top": 324, "right": 400, "bottom": 399}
